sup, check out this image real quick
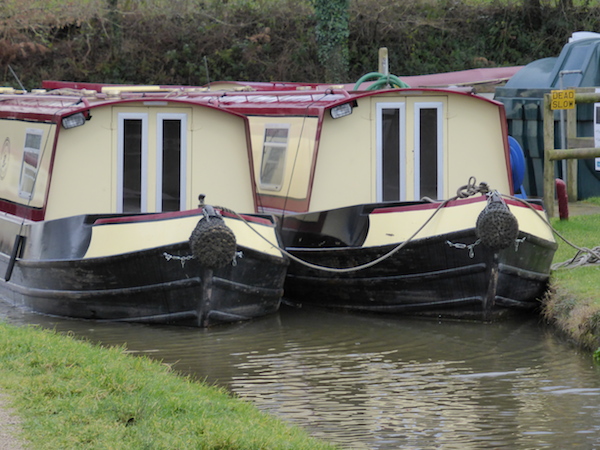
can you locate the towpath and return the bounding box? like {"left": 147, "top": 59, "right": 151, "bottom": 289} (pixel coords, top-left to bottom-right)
{"left": 553, "top": 200, "right": 600, "bottom": 217}
{"left": 0, "top": 393, "right": 25, "bottom": 449}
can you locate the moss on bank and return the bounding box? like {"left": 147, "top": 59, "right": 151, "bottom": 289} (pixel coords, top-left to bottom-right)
{"left": 542, "top": 283, "right": 600, "bottom": 350}
{"left": 0, "top": 322, "right": 337, "bottom": 449}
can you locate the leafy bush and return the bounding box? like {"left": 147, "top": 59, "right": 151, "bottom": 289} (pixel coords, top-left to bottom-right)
{"left": 2, "top": 1, "right": 600, "bottom": 88}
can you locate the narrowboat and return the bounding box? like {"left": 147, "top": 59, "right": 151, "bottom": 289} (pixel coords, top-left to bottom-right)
{"left": 0, "top": 85, "right": 287, "bottom": 327}
{"left": 212, "top": 84, "right": 557, "bottom": 320}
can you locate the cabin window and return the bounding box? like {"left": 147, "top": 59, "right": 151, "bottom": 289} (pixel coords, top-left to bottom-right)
{"left": 259, "top": 125, "right": 289, "bottom": 191}
{"left": 157, "top": 113, "right": 187, "bottom": 211}
{"left": 18, "top": 128, "right": 44, "bottom": 200}
{"left": 376, "top": 103, "right": 406, "bottom": 202}
{"left": 117, "top": 113, "right": 148, "bottom": 213}
{"left": 414, "top": 103, "right": 443, "bottom": 200}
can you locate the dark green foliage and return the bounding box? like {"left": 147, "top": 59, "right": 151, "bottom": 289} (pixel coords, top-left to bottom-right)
{"left": 3, "top": 1, "right": 600, "bottom": 89}
{"left": 313, "top": 0, "right": 350, "bottom": 83}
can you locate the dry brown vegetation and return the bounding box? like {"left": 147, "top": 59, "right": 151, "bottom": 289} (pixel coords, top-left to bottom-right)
{"left": 543, "top": 284, "right": 600, "bottom": 350}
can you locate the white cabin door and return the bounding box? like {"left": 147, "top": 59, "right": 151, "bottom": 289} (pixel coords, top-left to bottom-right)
{"left": 376, "top": 98, "right": 445, "bottom": 201}
{"left": 115, "top": 108, "right": 190, "bottom": 213}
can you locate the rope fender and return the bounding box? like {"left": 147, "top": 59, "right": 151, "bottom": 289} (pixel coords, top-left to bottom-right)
{"left": 475, "top": 192, "right": 519, "bottom": 251}
{"left": 189, "top": 204, "right": 237, "bottom": 270}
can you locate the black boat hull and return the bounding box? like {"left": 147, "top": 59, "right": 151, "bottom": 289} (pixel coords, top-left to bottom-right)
{"left": 283, "top": 228, "right": 556, "bottom": 321}
{"left": 0, "top": 241, "right": 287, "bottom": 327}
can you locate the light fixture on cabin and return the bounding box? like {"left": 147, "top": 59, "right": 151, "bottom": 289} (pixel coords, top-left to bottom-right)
{"left": 62, "top": 112, "right": 87, "bottom": 129}
{"left": 330, "top": 102, "right": 354, "bottom": 119}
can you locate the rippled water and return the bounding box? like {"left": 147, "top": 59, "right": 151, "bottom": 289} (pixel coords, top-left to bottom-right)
{"left": 2, "top": 302, "right": 600, "bottom": 449}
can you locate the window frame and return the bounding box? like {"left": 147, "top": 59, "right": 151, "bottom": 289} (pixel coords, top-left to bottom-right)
{"left": 376, "top": 102, "right": 406, "bottom": 202}
{"left": 156, "top": 113, "right": 188, "bottom": 212}
{"left": 258, "top": 124, "right": 290, "bottom": 191}
{"left": 413, "top": 102, "right": 444, "bottom": 200}
{"left": 117, "top": 112, "right": 149, "bottom": 213}
{"left": 18, "top": 128, "right": 44, "bottom": 200}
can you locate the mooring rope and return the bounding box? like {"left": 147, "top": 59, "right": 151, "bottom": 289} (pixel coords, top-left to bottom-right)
{"left": 205, "top": 173, "right": 600, "bottom": 274}
{"left": 213, "top": 177, "right": 600, "bottom": 274}
{"left": 551, "top": 246, "right": 600, "bottom": 270}
{"left": 497, "top": 193, "right": 600, "bottom": 270}
{"left": 218, "top": 177, "right": 492, "bottom": 274}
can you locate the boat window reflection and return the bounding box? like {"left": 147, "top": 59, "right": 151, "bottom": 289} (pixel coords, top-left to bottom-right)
{"left": 122, "top": 118, "right": 143, "bottom": 213}
{"left": 18, "top": 128, "right": 43, "bottom": 200}
{"left": 160, "top": 118, "right": 183, "bottom": 212}
{"left": 259, "top": 125, "right": 289, "bottom": 191}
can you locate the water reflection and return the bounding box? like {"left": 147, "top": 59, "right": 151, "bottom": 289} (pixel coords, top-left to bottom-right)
{"left": 2, "top": 302, "right": 600, "bottom": 449}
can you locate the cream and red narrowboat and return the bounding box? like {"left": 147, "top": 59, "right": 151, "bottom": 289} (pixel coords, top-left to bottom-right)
{"left": 0, "top": 85, "right": 287, "bottom": 327}
{"left": 213, "top": 85, "right": 557, "bottom": 320}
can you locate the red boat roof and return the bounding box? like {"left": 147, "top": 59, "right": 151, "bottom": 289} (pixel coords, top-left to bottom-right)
{"left": 1, "top": 69, "right": 516, "bottom": 121}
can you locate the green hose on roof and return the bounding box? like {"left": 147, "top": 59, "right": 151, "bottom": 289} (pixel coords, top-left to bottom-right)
{"left": 353, "top": 72, "right": 410, "bottom": 90}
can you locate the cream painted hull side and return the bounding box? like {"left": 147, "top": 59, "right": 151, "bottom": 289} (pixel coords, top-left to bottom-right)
{"left": 84, "top": 213, "right": 282, "bottom": 259}
{"left": 363, "top": 198, "right": 554, "bottom": 247}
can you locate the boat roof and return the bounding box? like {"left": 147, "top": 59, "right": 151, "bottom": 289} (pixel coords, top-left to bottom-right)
{"left": 0, "top": 79, "right": 506, "bottom": 122}
{"left": 0, "top": 84, "right": 246, "bottom": 122}
{"left": 195, "top": 66, "right": 521, "bottom": 90}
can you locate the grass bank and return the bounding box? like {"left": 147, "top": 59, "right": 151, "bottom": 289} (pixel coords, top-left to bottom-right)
{"left": 543, "top": 197, "right": 600, "bottom": 355}
{"left": 0, "top": 321, "right": 337, "bottom": 449}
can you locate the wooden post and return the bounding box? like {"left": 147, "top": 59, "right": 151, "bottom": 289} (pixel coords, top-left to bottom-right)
{"left": 378, "top": 47, "right": 389, "bottom": 76}
{"left": 543, "top": 93, "right": 555, "bottom": 218}
{"left": 566, "top": 107, "right": 578, "bottom": 202}
{"left": 548, "top": 148, "right": 600, "bottom": 159}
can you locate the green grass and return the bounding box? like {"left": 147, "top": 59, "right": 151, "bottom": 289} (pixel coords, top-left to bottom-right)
{"left": 0, "top": 322, "right": 337, "bottom": 449}
{"left": 544, "top": 199, "right": 600, "bottom": 350}
{"left": 550, "top": 203, "right": 600, "bottom": 304}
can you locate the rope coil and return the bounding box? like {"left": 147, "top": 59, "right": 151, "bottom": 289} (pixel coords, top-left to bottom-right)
{"left": 551, "top": 246, "right": 600, "bottom": 270}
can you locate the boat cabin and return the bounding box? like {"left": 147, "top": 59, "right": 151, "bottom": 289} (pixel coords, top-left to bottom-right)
{"left": 213, "top": 87, "right": 515, "bottom": 214}
{"left": 0, "top": 85, "right": 257, "bottom": 225}
{"left": 26, "top": 82, "right": 518, "bottom": 219}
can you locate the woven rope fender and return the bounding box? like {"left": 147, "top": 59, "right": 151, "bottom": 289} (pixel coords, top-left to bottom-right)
{"left": 475, "top": 193, "right": 518, "bottom": 251}
{"left": 189, "top": 207, "right": 237, "bottom": 269}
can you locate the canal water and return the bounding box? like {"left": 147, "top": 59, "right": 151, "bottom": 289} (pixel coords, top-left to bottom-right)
{"left": 2, "top": 302, "right": 599, "bottom": 449}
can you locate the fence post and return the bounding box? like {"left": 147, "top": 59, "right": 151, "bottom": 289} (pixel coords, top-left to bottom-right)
{"left": 566, "top": 106, "right": 579, "bottom": 201}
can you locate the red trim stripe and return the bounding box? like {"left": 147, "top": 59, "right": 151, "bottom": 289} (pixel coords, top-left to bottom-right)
{"left": 371, "top": 195, "right": 544, "bottom": 215}
{"left": 94, "top": 208, "right": 274, "bottom": 226}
